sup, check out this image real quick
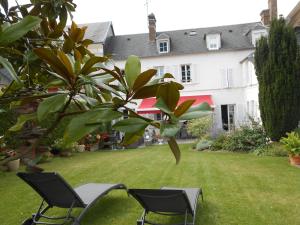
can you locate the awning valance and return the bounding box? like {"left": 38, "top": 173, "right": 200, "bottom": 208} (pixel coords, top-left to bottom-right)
{"left": 137, "top": 95, "right": 213, "bottom": 114}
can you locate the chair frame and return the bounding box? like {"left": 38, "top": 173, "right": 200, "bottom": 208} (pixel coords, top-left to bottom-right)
{"left": 18, "top": 172, "right": 127, "bottom": 225}
{"left": 130, "top": 188, "right": 203, "bottom": 225}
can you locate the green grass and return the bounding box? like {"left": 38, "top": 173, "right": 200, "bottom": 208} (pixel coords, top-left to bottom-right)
{"left": 1, "top": 144, "right": 300, "bottom": 225}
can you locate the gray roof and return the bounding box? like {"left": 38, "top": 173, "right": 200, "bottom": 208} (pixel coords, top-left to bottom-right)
{"left": 106, "top": 22, "right": 263, "bottom": 60}
{"left": 78, "top": 21, "right": 113, "bottom": 43}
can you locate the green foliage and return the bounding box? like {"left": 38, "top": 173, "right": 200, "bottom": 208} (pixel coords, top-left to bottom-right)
{"left": 195, "top": 139, "right": 213, "bottom": 151}
{"left": 211, "top": 123, "right": 267, "bottom": 152}
{"left": 187, "top": 116, "right": 212, "bottom": 139}
{"left": 280, "top": 132, "right": 300, "bottom": 156}
{"left": 253, "top": 142, "right": 287, "bottom": 157}
{"left": 254, "top": 18, "right": 300, "bottom": 141}
{"left": 37, "top": 94, "right": 68, "bottom": 122}
{"left": 0, "top": 16, "right": 42, "bottom": 45}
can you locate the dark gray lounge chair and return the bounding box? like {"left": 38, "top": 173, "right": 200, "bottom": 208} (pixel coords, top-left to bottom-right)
{"left": 128, "top": 187, "right": 203, "bottom": 225}
{"left": 17, "top": 172, "right": 127, "bottom": 225}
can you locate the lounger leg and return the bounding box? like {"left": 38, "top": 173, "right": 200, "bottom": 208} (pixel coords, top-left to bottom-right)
{"left": 137, "top": 210, "right": 146, "bottom": 225}
{"left": 184, "top": 210, "right": 188, "bottom": 225}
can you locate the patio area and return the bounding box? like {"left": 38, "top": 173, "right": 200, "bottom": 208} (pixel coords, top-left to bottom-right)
{"left": 1, "top": 144, "right": 300, "bottom": 225}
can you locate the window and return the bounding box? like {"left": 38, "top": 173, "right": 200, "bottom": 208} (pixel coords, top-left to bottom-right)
{"left": 155, "top": 113, "right": 163, "bottom": 121}
{"left": 181, "top": 65, "right": 191, "bottom": 83}
{"left": 221, "top": 104, "right": 235, "bottom": 131}
{"left": 252, "top": 30, "right": 268, "bottom": 46}
{"left": 206, "top": 34, "right": 221, "bottom": 50}
{"left": 221, "top": 68, "right": 233, "bottom": 88}
{"left": 159, "top": 41, "right": 168, "bottom": 53}
{"left": 154, "top": 66, "right": 164, "bottom": 77}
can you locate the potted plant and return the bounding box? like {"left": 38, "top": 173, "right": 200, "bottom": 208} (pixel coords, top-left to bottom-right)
{"left": 280, "top": 132, "right": 300, "bottom": 166}
{"left": 5, "top": 150, "right": 20, "bottom": 171}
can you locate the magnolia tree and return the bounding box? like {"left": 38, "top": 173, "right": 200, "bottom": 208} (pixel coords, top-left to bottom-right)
{"left": 0, "top": 0, "right": 211, "bottom": 168}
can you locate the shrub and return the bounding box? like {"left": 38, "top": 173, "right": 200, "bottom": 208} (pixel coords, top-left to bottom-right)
{"left": 211, "top": 133, "right": 228, "bottom": 151}
{"left": 211, "top": 122, "right": 267, "bottom": 152}
{"left": 253, "top": 142, "right": 287, "bottom": 157}
{"left": 187, "top": 116, "right": 212, "bottom": 139}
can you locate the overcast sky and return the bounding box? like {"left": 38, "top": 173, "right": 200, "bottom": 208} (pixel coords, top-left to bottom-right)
{"left": 8, "top": 0, "right": 300, "bottom": 35}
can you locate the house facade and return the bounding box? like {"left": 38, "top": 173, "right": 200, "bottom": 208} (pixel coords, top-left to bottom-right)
{"left": 83, "top": 19, "right": 267, "bottom": 133}
{"left": 81, "top": 2, "right": 297, "bottom": 134}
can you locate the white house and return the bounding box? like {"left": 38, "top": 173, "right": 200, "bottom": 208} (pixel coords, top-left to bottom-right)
{"left": 81, "top": 12, "right": 273, "bottom": 135}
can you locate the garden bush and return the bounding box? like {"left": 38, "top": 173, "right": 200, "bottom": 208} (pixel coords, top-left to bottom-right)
{"left": 211, "top": 121, "right": 267, "bottom": 152}
{"left": 253, "top": 142, "right": 287, "bottom": 157}
{"left": 187, "top": 116, "right": 212, "bottom": 139}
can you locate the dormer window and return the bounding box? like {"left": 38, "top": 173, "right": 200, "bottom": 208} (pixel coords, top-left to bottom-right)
{"left": 156, "top": 33, "right": 171, "bottom": 54}
{"left": 206, "top": 33, "right": 221, "bottom": 50}
{"left": 252, "top": 29, "right": 268, "bottom": 46}
{"left": 159, "top": 41, "right": 168, "bottom": 53}
{"left": 158, "top": 40, "right": 169, "bottom": 54}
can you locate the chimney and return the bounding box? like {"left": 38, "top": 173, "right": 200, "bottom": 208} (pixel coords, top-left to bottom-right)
{"left": 268, "top": 0, "right": 278, "bottom": 20}
{"left": 260, "top": 9, "right": 270, "bottom": 26}
{"left": 148, "top": 13, "right": 156, "bottom": 42}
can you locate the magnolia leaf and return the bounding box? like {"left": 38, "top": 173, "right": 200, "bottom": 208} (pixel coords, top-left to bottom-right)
{"left": 156, "top": 82, "right": 180, "bottom": 111}
{"left": 34, "top": 48, "right": 72, "bottom": 83}
{"left": 81, "top": 56, "right": 107, "bottom": 75}
{"left": 132, "top": 84, "right": 160, "bottom": 99}
{"left": 160, "top": 122, "right": 181, "bottom": 138}
{"left": 179, "top": 111, "right": 212, "bottom": 120}
{"left": 168, "top": 137, "right": 181, "bottom": 164}
{"left": 9, "top": 113, "right": 36, "bottom": 132}
{"left": 37, "top": 94, "right": 69, "bottom": 122}
{"left": 125, "top": 55, "right": 141, "bottom": 89}
{"left": 113, "top": 118, "right": 149, "bottom": 133}
{"left": 154, "top": 98, "right": 172, "bottom": 114}
{"left": 132, "top": 69, "right": 157, "bottom": 90}
{"left": 174, "top": 100, "right": 195, "bottom": 117}
{"left": 63, "top": 111, "right": 102, "bottom": 146}
{"left": 0, "top": 16, "right": 41, "bottom": 45}
{"left": 86, "top": 108, "right": 122, "bottom": 124}
{"left": 163, "top": 73, "right": 174, "bottom": 78}
{"left": 122, "top": 130, "right": 145, "bottom": 146}
{"left": 57, "top": 51, "right": 74, "bottom": 78}
{"left": 187, "top": 102, "right": 211, "bottom": 112}
{"left": 0, "top": 56, "right": 21, "bottom": 85}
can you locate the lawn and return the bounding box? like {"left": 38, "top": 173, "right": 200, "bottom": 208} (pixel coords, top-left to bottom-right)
{"left": 1, "top": 144, "right": 300, "bottom": 225}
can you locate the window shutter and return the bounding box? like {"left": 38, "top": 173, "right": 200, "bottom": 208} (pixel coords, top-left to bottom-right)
{"left": 172, "top": 65, "right": 179, "bottom": 82}
{"left": 227, "top": 68, "right": 233, "bottom": 88}
{"left": 220, "top": 68, "right": 228, "bottom": 88}
{"left": 191, "top": 64, "right": 198, "bottom": 83}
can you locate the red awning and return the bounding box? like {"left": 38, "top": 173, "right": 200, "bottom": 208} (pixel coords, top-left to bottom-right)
{"left": 137, "top": 95, "right": 213, "bottom": 114}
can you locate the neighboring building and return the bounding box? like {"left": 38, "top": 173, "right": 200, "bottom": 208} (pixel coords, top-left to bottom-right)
{"left": 77, "top": 21, "right": 115, "bottom": 56}
{"left": 287, "top": 1, "right": 300, "bottom": 44}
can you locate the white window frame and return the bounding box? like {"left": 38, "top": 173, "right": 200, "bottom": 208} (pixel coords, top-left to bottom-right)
{"left": 158, "top": 40, "right": 169, "bottom": 53}
{"left": 181, "top": 64, "right": 191, "bottom": 83}
{"left": 206, "top": 34, "right": 221, "bottom": 50}
{"left": 252, "top": 30, "right": 268, "bottom": 46}
{"left": 154, "top": 66, "right": 164, "bottom": 77}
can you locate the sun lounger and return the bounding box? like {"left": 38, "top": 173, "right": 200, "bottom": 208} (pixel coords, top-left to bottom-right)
{"left": 128, "top": 187, "right": 203, "bottom": 225}
{"left": 18, "top": 172, "right": 127, "bottom": 225}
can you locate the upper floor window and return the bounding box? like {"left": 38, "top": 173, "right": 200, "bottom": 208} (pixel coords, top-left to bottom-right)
{"left": 221, "top": 68, "right": 233, "bottom": 88}
{"left": 206, "top": 34, "right": 221, "bottom": 50}
{"left": 181, "top": 65, "right": 191, "bottom": 83}
{"left": 154, "top": 66, "right": 164, "bottom": 77}
{"left": 158, "top": 40, "right": 169, "bottom": 53}
{"left": 252, "top": 30, "right": 268, "bottom": 46}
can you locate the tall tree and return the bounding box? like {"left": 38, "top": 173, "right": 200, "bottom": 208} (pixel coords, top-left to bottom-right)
{"left": 255, "top": 17, "right": 300, "bottom": 141}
